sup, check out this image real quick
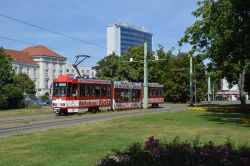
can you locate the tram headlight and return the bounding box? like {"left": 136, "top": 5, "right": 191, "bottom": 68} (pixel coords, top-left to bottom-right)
{"left": 61, "top": 103, "right": 66, "bottom": 106}
{"left": 52, "top": 103, "right": 57, "bottom": 106}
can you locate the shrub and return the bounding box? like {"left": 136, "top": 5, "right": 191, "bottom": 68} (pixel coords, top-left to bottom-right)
{"left": 0, "top": 84, "right": 24, "bottom": 110}
{"left": 96, "top": 137, "right": 250, "bottom": 166}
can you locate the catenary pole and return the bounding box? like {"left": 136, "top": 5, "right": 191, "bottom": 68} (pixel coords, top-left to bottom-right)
{"left": 143, "top": 42, "right": 148, "bottom": 109}
{"left": 190, "top": 56, "right": 193, "bottom": 106}
{"left": 208, "top": 75, "right": 211, "bottom": 103}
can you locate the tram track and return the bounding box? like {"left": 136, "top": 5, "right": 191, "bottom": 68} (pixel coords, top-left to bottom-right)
{"left": 0, "top": 106, "right": 186, "bottom": 137}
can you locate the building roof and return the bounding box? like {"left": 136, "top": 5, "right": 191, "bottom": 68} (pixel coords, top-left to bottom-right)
{"left": 109, "top": 22, "right": 151, "bottom": 33}
{"left": 3, "top": 49, "right": 37, "bottom": 65}
{"left": 22, "top": 45, "right": 65, "bottom": 58}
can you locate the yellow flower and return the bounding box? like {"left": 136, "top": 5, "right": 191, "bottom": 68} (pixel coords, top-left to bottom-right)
{"left": 186, "top": 107, "right": 207, "bottom": 111}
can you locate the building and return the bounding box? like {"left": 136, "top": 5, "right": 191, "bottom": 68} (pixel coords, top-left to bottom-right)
{"left": 22, "top": 46, "right": 67, "bottom": 96}
{"left": 216, "top": 78, "right": 249, "bottom": 101}
{"left": 4, "top": 46, "right": 67, "bottom": 96}
{"left": 107, "top": 22, "right": 153, "bottom": 56}
{"left": 65, "top": 63, "right": 96, "bottom": 79}
{"left": 4, "top": 49, "right": 39, "bottom": 86}
{"left": 4, "top": 45, "right": 97, "bottom": 97}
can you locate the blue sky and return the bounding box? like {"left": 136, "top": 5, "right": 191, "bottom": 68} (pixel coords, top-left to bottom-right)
{"left": 0, "top": 0, "right": 197, "bottom": 66}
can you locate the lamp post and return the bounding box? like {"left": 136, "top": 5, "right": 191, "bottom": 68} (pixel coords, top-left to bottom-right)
{"left": 143, "top": 42, "right": 148, "bottom": 109}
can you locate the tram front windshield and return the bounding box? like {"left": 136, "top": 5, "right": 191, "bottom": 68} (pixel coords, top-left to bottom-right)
{"left": 53, "top": 82, "right": 67, "bottom": 97}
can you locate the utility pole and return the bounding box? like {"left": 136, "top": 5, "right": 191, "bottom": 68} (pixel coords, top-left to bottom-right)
{"left": 143, "top": 42, "right": 148, "bottom": 109}
{"left": 190, "top": 56, "right": 193, "bottom": 106}
{"left": 194, "top": 65, "right": 197, "bottom": 104}
{"left": 208, "top": 74, "right": 211, "bottom": 103}
{"left": 212, "top": 83, "right": 215, "bottom": 101}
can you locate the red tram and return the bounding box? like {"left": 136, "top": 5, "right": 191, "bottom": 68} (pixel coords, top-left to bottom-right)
{"left": 52, "top": 75, "right": 164, "bottom": 114}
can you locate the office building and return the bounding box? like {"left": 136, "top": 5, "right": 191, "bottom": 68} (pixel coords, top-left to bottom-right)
{"left": 107, "top": 22, "right": 152, "bottom": 56}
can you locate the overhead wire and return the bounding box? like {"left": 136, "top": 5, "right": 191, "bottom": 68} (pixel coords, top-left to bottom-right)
{"left": 0, "top": 35, "right": 99, "bottom": 59}
{"left": 0, "top": 12, "right": 117, "bottom": 54}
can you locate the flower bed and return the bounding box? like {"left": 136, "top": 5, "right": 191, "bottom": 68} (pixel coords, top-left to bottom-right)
{"left": 96, "top": 137, "right": 250, "bottom": 166}
{"left": 187, "top": 107, "right": 250, "bottom": 113}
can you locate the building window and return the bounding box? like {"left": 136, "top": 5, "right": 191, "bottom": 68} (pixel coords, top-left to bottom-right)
{"left": 60, "top": 70, "right": 63, "bottom": 75}
{"left": 14, "top": 67, "right": 18, "bottom": 74}
{"left": 27, "top": 68, "right": 30, "bottom": 75}
{"left": 87, "top": 70, "right": 89, "bottom": 74}
{"left": 45, "top": 69, "right": 49, "bottom": 77}
{"left": 45, "top": 79, "right": 49, "bottom": 89}
{"left": 82, "top": 70, "right": 84, "bottom": 73}
{"left": 34, "top": 69, "right": 37, "bottom": 77}
{"left": 66, "top": 69, "right": 69, "bottom": 73}
{"left": 71, "top": 69, "right": 74, "bottom": 73}
{"left": 60, "top": 65, "right": 62, "bottom": 70}
{"left": 53, "top": 70, "right": 56, "bottom": 79}
{"left": 20, "top": 67, "right": 23, "bottom": 73}
{"left": 45, "top": 63, "right": 49, "bottom": 68}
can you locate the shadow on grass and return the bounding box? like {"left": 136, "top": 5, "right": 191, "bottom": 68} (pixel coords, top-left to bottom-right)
{"left": 199, "top": 111, "right": 250, "bottom": 127}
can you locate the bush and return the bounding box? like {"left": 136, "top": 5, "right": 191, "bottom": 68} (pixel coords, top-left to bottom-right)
{"left": 96, "top": 137, "right": 250, "bottom": 166}
{"left": 0, "top": 84, "right": 24, "bottom": 110}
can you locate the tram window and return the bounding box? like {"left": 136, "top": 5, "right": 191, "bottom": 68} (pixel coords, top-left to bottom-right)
{"left": 80, "top": 84, "right": 85, "bottom": 97}
{"left": 123, "top": 89, "right": 130, "bottom": 101}
{"left": 160, "top": 89, "right": 164, "bottom": 96}
{"left": 121, "top": 90, "right": 126, "bottom": 101}
{"left": 107, "top": 85, "right": 111, "bottom": 96}
{"left": 95, "top": 85, "right": 101, "bottom": 96}
{"left": 101, "top": 85, "right": 107, "bottom": 96}
{"left": 132, "top": 89, "right": 140, "bottom": 101}
{"left": 149, "top": 88, "right": 153, "bottom": 96}
{"left": 72, "top": 84, "right": 78, "bottom": 97}
{"left": 86, "top": 84, "right": 94, "bottom": 96}
{"left": 156, "top": 88, "right": 159, "bottom": 96}
{"left": 67, "top": 83, "right": 72, "bottom": 97}
{"left": 61, "top": 88, "right": 66, "bottom": 96}
{"left": 115, "top": 89, "right": 121, "bottom": 102}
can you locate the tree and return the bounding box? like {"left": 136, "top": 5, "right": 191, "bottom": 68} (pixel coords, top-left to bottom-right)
{"left": 0, "top": 48, "right": 25, "bottom": 109}
{"left": 179, "top": 0, "right": 250, "bottom": 106}
{"left": 96, "top": 53, "right": 121, "bottom": 80}
{"left": 0, "top": 48, "right": 14, "bottom": 86}
{"left": 13, "top": 73, "right": 36, "bottom": 94}
{"left": 96, "top": 46, "right": 207, "bottom": 103}
{"left": 120, "top": 46, "right": 154, "bottom": 82}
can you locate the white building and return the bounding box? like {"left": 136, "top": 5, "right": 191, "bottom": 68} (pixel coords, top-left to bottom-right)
{"left": 4, "top": 45, "right": 96, "bottom": 97}
{"left": 65, "top": 63, "right": 96, "bottom": 79}
{"left": 107, "top": 22, "right": 153, "bottom": 56}
{"left": 216, "top": 78, "right": 249, "bottom": 101}
{"left": 4, "top": 49, "right": 39, "bottom": 85}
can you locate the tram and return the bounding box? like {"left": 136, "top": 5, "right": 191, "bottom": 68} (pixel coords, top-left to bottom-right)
{"left": 52, "top": 75, "right": 164, "bottom": 114}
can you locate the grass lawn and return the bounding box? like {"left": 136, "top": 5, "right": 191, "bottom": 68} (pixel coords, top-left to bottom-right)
{"left": 0, "top": 110, "right": 250, "bottom": 166}
{"left": 0, "top": 107, "right": 52, "bottom": 118}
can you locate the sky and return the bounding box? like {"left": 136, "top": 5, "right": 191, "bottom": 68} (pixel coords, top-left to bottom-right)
{"left": 0, "top": 0, "right": 197, "bottom": 66}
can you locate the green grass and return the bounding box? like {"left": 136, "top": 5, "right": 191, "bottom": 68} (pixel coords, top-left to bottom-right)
{"left": 0, "top": 110, "right": 250, "bottom": 166}
{"left": 0, "top": 107, "right": 52, "bottom": 118}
